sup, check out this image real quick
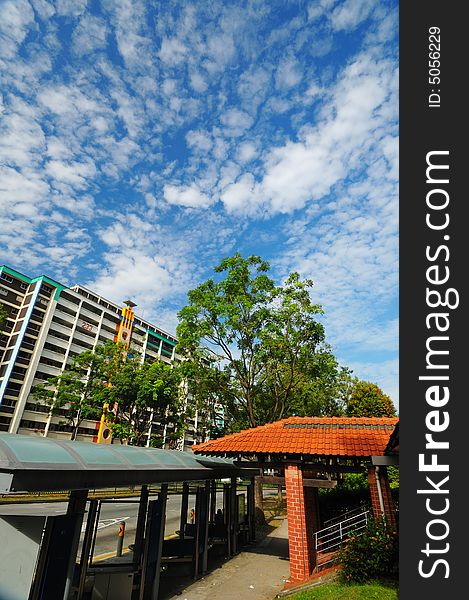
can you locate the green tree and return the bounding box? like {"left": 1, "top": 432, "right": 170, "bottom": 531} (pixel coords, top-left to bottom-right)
{"left": 180, "top": 350, "right": 235, "bottom": 441}
{"left": 107, "top": 358, "right": 184, "bottom": 447}
{"left": 34, "top": 341, "right": 125, "bottom": 440}
{"left": 287, "top": 355, "right": 352, "bottom": 418}
{"left": 0, "top": 303, "right": 8, "bottom": 331}
{"left": 346, "top": 380, "right": 397, "bottom": 417}
{"left": 177, "top": 253, "right": 347, "bottom": 430}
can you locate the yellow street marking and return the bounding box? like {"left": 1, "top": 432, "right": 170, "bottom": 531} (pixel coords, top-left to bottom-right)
{"left": 93, "top": 533, "right": 179, "bottom": 562}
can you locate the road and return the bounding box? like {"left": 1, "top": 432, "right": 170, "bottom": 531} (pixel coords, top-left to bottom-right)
{"left": 0, "top": 488, "right": 280, "bottom": 560}
{"left": 90, "top": 488, "right": 280, "bottom": 559}
{"left": 90, "top": 492, "right": 225, "bottom": 558}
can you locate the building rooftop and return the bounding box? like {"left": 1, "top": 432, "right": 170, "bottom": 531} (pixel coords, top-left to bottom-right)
{"left": 192, "top": 416, "right": 399, "bottom": 459}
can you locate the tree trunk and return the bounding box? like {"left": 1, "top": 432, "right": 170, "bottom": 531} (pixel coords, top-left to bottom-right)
{"left": 277, "top": 484, "right": 283, "bottom": 503}
{"left": 254, "top": 476, "right": 266, "bottom": 525}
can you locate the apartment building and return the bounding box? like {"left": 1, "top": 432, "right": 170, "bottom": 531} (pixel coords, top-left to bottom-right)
{"left": 0, "top": 264, "right": 202, "bottom": 449}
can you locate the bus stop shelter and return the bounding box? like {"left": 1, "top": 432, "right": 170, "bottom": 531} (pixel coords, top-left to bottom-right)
{"left": 0, "top": 433, "right": 257, "bottom": 600}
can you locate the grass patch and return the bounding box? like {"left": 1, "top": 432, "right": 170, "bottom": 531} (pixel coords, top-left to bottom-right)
{"left": 286, "top": 580, "right": 398, "bottom": 600}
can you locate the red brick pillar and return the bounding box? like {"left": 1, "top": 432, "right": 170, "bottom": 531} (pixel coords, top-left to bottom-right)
{"left": 368, "top": 466, "right": 384, "bottom": 519}
{"left": 367, "top": 466, "right": 397, "bottom": 530}
{"left": 378, "top": 467, "right": 397, "bottom": 531}
{"left": 285, "top": 464, "right": 313, "bottom": 582}
{"left": 304, "top": 486, "right": 320, "bottom": 571}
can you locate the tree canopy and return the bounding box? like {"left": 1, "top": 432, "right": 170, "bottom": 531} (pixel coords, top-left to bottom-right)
{"left": 105, "top": 356, "right": 184, "bottom": 447}
{"left": 177, "top": 253, "right": 349, "bottom": 431}
{"left": 34, "top": 341, "right": 185, "bottom": 445}
{"left": 345, "top": 380, "right": 397, "bottom": 417}
{"left": 34, "top": 341, "right": 124, "bottom": 440}
{"left": 0, "top": 303, "right": 8, "bottom": 331}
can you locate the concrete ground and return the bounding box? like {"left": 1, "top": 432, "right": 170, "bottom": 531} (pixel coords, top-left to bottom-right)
{"left": 160, "top": 517, "right": 291, "bottom": 600}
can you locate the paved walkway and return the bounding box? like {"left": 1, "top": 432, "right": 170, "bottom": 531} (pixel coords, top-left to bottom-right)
{"left": 161, "top": 518, "right": 291, "bottom": 600}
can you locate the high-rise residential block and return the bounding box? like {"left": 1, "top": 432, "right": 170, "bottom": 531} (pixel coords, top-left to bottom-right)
{"left": 0, "top": 265, "right": 203, "bottom": 449}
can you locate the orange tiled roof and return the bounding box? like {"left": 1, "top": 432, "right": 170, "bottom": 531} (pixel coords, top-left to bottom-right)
{"left": 192, "top": 416, "right": 399, "bottom": 458}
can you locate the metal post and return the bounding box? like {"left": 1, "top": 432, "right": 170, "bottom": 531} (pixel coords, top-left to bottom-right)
{"left": 116, "top": 521, "right": 126, "bottom": 557}
{"left": 223, "top": 484, "right": 231, "bottom": 557}
{"left": 63, "top": 490, "right": 88, "bottom": 600}
{"left": 133, "top": 485, "right": 149, "bottom": 568}
{"left": 193, "top": 487, "right": 202, "bottom": 579}
{"left": 179, "top": 482, "right": 189, "bottom": 540}
{"left": 201, "top": 481, "right": 211, "bottom": 575}
{"left": 88, "top": 500, "right": 102, "bottom": 567}
{"left": 139, "top": 484, "right": 168, "bottom": 600}
{"left": 231, "top": 477, "right": 238, "bottom": 555}
{"left": 247, "top": 478, "right": 256, "bottom": 542}
{"left": 210, "top": 480, "right": 217, "bottom": 524}
{"left": 76, "top": 500, "right": 98, "bottom": 600}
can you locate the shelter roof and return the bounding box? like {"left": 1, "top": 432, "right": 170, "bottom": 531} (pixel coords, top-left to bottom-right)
{"left": 0, "top": 433, "right": 256, "bottom": 493}
{"left": 192, "top": 416, "right": 399, "bottom": 459}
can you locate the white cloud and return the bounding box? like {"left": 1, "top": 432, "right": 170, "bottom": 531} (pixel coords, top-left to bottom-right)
{"left": 275, "top": 57, "right": 303, "bottom": 89}
{"left": 308, "top": 0, "right": 338, "bottom": 22}
{"left": 330, "top": 0, "right": 376, "bottom": 31}
{"left": 72, "top": 14, "right": 108, "bottom": 56}
{"left": 236, "top": 141, "right": 257, "bottom": 163}
{"left": 186, "top": 130, "right": 213, "bottom": 153}
{"left": 56, "top": 0, "right": 88, "bottom": 17}
{"left": 163, "top": 183, "right": 213, "bottom": 209}
{"left": 0, "top": 0, "right": 35, "bottom": 58}
{"left": 220, "top": 108, "right": 254, "bottom": 137}
{"left": 0, "top": 165, "right": 49, "bottom": 205}
{"left": 46, "top": 158, "right": 97, "bottom": 189}
{"left": 219, "top": 52, "right": 396, "bottom": 215}
{"left": 159, "top": 37, "right": 188, "bottom": 65}
{"left": 189, "top": 71, "right": 208, "bottom": 93}
{"left": 221, "top": 173, "right": 258, "bottom": 214}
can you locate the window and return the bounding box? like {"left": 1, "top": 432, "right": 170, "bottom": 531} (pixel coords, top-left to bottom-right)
{"left": 0, "top": 274, "right": 14, "bottom": 283}
{"left": 39, "top": 356, "right": 63, "bottom": 369}
{"left": 60, "top": 291, "right": 80, "bottom": 305}
{"left": 44, "top": 341, "right": 66, "bottom": 356}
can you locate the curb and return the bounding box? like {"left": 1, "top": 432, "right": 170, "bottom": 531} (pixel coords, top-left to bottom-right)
{"left": 276, "top": 568, "right": 342, "bottom": 597}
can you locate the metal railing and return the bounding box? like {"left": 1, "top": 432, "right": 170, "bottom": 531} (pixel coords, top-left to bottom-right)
{"left": 322, "top": 504, "right": 370, "bottom": 528}
{"left": 313, "top": 509, "right": 370, "bottom": 571}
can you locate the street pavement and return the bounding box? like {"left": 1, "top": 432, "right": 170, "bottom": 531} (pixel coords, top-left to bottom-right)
{"left": 159, "top": 517, "right": 290, "bottom": 600}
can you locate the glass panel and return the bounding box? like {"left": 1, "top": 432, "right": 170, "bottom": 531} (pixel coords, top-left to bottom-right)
{"left": 0, "top": 436, "right": 76, "bottom": 464}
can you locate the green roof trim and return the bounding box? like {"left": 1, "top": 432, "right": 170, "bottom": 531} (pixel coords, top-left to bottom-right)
{"left": 31, "top": 275, "right": 68, "bottom": 301}
{"left": 0, "top": 266, "right": 67, "bottom": 301}
{"left": 146, "top": 329, "right": 177, "bottom": 347}
{"left": 0, "top": 265, "right": 32, "bottom": 284}
{"left": 147, "top": 340, "right": 161, "bottom": 350}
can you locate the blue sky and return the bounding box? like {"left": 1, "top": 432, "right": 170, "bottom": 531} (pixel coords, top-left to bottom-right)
{"left": 0, "top": 0, "right": 399, "bottom": 407}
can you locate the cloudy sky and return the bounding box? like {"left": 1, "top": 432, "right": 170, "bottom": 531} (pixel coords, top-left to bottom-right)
{"left": 0, "top": 0, "right": 399, "bottom": 407}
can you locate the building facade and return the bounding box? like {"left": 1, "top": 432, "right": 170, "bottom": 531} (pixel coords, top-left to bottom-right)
{"left": 0, "top": 264, "right": 202, "bottom": 449}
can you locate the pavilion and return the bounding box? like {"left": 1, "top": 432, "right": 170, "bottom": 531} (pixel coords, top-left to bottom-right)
{"left": 192, "top": 415, "right": 399, "bottom": 583}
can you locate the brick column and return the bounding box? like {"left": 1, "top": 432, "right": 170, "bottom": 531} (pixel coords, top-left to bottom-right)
{"left": 304, "top": 486, "right": 319, "bottom": 572}
{"left": 368, "top": 466, "right": 384, "bottom": 519}
{"left": 284, "top": 464, "right": 313, "bottom": 582}
{"left": 378, "top": 467, "right": 397, "bottom": 531}
{"left": 367, "top": 466, "right": 397, "bottom": 530}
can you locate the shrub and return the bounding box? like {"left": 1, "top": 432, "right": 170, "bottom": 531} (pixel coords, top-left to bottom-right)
{"left": 339, "top": 517, "right": 398, "bottom": 583}
{"left": 318, "top": 473, "right": 370, "bottom": 522}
